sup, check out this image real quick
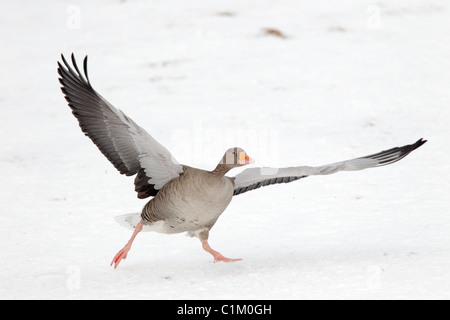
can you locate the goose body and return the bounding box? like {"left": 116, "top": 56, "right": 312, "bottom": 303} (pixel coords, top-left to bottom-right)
{"left": 142, "top": 166, "right": 235, "bottom": 238}
{"left": 57, "top": 54, "right": 426, "bottom": 268}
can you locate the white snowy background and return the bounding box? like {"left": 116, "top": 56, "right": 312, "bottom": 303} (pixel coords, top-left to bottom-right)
{"left": 1, "top": 0, "right": 449, "bottom": 299}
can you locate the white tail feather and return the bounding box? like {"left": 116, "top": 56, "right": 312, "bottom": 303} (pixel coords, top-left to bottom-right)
{"left": 114, "top": 213, "right": 142, "bottom": 230}
{"left": 114, "top": 213, "right": 162, "bottom": 232}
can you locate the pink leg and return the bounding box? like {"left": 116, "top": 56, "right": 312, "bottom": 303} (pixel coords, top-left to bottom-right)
{"left": 202, "top": 240, "right": 242, "bottom": 263}
{"left": 111, "top": 222, "right": 143, "bottom": 269}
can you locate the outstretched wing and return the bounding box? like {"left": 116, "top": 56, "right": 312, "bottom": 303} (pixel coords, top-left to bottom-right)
{"left": 233, "top": 138, "right": 426, "bottom": 196}
{"left": 58, "top": 53, "right": 183, "bottom": 199}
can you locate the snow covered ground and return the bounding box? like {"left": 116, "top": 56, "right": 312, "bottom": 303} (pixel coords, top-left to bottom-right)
{"left": 1, "top": 0, "right": 449, "bottom": 299}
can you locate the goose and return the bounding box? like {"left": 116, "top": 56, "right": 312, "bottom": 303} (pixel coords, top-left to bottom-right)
{"left": 57, "top": 54, "right": 426, "bottom": 268}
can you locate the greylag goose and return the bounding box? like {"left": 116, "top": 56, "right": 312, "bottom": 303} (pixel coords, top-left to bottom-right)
{"left": 57, "top": 54, "right": 427, "bottom": 268}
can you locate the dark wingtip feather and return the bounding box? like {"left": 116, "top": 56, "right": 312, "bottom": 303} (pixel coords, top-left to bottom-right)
{"left": 415, "top": 138, "right": 427, "bottom": 148}
{"left": 83, "top": 55, "right": 91, "bottom": 84}
{"left": 60, "top": 53, "right": 68, "bottom": 67}
{"left": 403, "top": 138, "right": 427, "bottom": 157}
{"left": 70, "top": 53, "right": 86, "bottom": 83}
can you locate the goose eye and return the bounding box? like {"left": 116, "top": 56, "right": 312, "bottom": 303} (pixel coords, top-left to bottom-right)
{"left": 232, "top": 151, "right": 236, "bottom": 155}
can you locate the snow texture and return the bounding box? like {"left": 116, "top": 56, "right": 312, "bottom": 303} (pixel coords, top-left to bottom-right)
{"left": 1, "top": 0, "right": 449, "bottom": 299}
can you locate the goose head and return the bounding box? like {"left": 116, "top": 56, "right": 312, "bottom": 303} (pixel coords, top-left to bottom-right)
{"left": 213, "top": 147, "right": 254, "bottom": 175}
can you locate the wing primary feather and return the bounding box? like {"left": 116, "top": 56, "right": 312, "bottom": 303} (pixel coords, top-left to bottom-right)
{"left": 70, "top": 53, "right": 87, "bottom": 84}
{"left": 83, "top": 55, "right": 92, "bottom": 86}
